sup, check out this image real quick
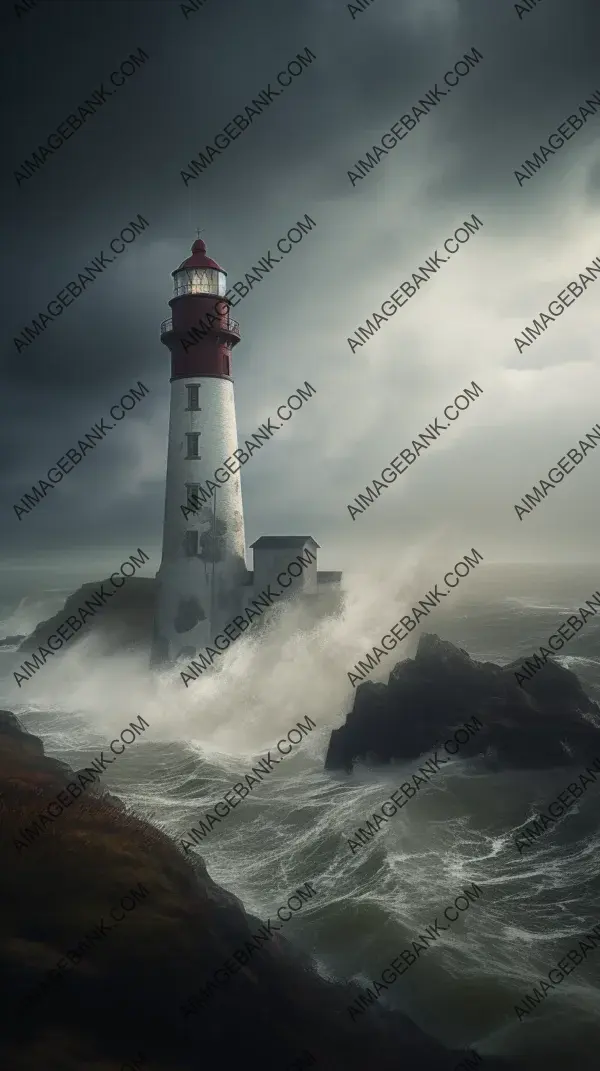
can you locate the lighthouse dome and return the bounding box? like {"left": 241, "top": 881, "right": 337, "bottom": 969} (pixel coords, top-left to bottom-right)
{"left": 175, "top": 238, "right": 224, "bottom": 273}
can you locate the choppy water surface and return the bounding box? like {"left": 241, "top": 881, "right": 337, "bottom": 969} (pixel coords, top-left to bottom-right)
{"left": 2, "top": 562, "right": 600, "bottom": 1067}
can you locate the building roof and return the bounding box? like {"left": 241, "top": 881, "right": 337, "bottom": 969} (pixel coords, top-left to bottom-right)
{"left": 250, "top": 536, "right": 320, "bottom": 549}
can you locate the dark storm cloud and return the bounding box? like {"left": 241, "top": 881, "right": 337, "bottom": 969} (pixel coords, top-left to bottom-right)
{"left": 0, "top": 0, "right": 599, "bottom": 565}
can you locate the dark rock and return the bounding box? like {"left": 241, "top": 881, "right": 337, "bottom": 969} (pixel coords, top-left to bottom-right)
{"left": 325, "top": 633, "right": 600, "bottom": 773}
{"left": 0, "top": 634, "right": 25, "bottom": 647}
{"left": 0, "top": 709, "right": 44, "bottom": 754}
{"left": 0, "top": 710, "right": 523, "bottom": 1071}
{"left": 18, "top": 577, "right": 156, "bottom": 656}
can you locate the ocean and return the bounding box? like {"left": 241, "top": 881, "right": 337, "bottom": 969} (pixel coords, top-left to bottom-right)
{"left": 2, "top": 561, "right": 600, "bottom": 1069}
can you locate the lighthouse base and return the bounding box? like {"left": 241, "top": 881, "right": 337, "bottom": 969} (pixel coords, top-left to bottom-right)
{"left": 151, "top": 554, "right": 249, "bottom": 666}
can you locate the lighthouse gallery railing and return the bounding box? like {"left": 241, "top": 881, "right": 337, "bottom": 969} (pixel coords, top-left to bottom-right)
{"left": 160, "top": 315, "right": 240, "bottom": 337}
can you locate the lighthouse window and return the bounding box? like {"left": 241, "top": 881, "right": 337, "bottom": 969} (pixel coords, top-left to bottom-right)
{"left": 184, "top": 531, "right": 199, "bottom": 557}
{"left": 186, "top": 384, "right": 200, "bottom": 410}
{"left": 185, "top": 433, "right": 201, "bottom": 459}
{"left": 186, "top": 484, "right": 202, "bottom": 508}
{"left": 174, "top": 268, "right": 227, "bottom": 297}
{"left": 193, "top": 269, "right": 212, "bottom": 292}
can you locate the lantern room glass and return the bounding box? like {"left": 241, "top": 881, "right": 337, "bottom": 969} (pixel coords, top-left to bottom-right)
{"left": 173, "top": 267, "right": 226, "bottom": 297}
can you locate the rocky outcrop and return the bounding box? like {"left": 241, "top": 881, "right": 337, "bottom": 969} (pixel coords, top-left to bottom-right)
{"left": 0, "top": 708, "right": 519, "bottom": 1071}
{"left": 326, "top": 633, "right": 600, "bottom": 773}
{"left": 18, "top": 577, "right": 155, "bottom": 656}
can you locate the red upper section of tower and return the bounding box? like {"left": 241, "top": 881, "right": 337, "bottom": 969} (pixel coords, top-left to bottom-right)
{"left": 174, "top": 238, "right": 223, "bottom": 274}
{"left": 162, "top": 237, "right": 239, "bottom": 381}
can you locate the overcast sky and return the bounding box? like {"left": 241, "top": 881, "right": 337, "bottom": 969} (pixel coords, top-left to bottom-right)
{"left": 1, "top": 0, "right": 599, "bottom": 596}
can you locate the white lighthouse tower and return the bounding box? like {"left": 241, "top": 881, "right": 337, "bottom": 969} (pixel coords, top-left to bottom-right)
{"left": 151, "top": 238, "right": 248, "bottom": 666}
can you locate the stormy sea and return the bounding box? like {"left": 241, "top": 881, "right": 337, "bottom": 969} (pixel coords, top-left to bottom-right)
{"left": 1, "top": 560, "right": 599, "bottom": 1068}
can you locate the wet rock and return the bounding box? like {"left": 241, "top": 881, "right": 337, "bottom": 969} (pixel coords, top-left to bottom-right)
{"left": 325, "top": 633, "right": 600, "bottom": 773}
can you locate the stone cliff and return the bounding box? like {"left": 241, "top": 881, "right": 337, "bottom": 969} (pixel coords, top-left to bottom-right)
{"left": 0, "top": 708, "right": 515, "bottom": 1071}
{"left": 18, "top": 577, "right": 155, "bottom": 656}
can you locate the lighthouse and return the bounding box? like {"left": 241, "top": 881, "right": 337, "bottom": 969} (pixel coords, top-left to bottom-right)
{"left": 151, "top": 238, "right": 249, "bottom": 666}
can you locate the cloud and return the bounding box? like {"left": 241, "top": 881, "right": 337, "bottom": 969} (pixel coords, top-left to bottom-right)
{"left": 1, "top": 0, "right": 599, "bottom": 571}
